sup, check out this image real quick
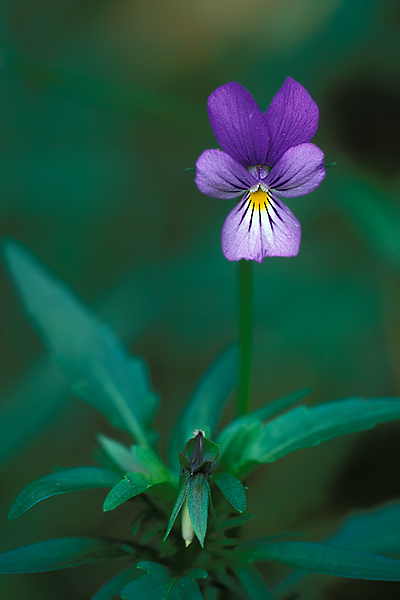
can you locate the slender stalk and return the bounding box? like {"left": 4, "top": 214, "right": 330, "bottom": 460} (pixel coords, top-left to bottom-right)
{"left": 237, "top": 260, "right": 253, "bottom": 416}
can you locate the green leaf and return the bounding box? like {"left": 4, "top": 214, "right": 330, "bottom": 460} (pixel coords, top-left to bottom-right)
{"left": 218, "top": 421, "right": 263, "bottom": 474}
{"left": 239, "top": 397, "right": 400, "bottom": 474}
{"left": 98, "top": 437, "right": 173, "bottom": 502}
{"left": 276, "top": 502, "right": 400, "bottom": 595}
{"left": 130, "top": 445, "right": 173, "bottom": 483}
{"left": 169, "top": 345, "right": 238, "bottom": 469}
{"left": 121, "top": 562, "right": 207, "bottom": 600}
{"left": 3, "top": 240, "right": 157, "bottom": 446}
{"left": 243, "top": 540, "right": 400, "bottom": 581}
{"left": 217, "top": 388, "right": 310, "bottom": 458}
{"left": 236, "top": 564, "right": 274, "bottom": 600}
{"left": 0, "top": 538, "right": 130, "bottom": 573}
{"left": 0, "top": 240, "right": 161, "bottom": 468}
{"left": 103, "top": 472, "right": 156, "bottom": 512}
{"left": 8, "top": 467, "right": 120, "bottom": 521}
{"left": 249, "top": 387, "right": 312, "bottom": 422}
{"left": 91, "top": 566, "right": 140, "bottom": 600}
{"left": 164, "top": 473, "right": 190, "bottom": 541}
{"left": 187, "top": 474, "right": 209, "bottom": 547}
{"left": 97, "top": 434, "right": 144, "bottom": 473}
{"left": 326, "top": 502, "right": 400, "bottom": 555}
{"left": 212, "top": 473, "right": 247, "bottom": 513}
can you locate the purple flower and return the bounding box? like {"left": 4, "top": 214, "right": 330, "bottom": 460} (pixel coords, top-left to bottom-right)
{"left": 195, "top": 77, "right": 325, "bottom": 262}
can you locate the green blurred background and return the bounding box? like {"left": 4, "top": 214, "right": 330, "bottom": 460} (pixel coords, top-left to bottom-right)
{"left": 0, "top": 0, "right": 400, "bottom": 598}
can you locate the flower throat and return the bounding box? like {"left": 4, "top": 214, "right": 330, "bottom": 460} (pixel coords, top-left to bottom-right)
{"left": 249, "top": 187, "right": 270, "bottom": 210}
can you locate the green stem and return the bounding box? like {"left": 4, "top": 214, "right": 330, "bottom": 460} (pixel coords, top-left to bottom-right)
{"left": 237, "top": 260, "right": 253, "bottom": 416}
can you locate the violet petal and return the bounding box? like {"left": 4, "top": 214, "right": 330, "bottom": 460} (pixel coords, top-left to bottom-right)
{"left": 207, "top": 82, "right": 270, "bottom": 167}
{"left": 221, "top": 192, "right": 301, "bottom": 262}
{"left": 266, "top": 143, "right": 325, "bottom": 198}
{"left": 195, "top": 149, "right": 257, "bottom": 199}
{"left": 265, "top": 77, "right": 319, "bottom": 167}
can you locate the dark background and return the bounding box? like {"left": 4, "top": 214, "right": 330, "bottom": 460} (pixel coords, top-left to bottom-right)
{"left": 0, "top": 0, "right": 400, "bottom": 598}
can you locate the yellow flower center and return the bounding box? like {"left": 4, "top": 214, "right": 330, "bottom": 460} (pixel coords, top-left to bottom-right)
{"left": 249, "top": 187, "right": 270, "bottom": 211}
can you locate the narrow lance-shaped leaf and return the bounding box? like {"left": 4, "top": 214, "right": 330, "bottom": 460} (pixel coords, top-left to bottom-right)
{"left": 0, "top": 538, "right": 131, "bottom": 574}
{"left": 325, "top": 501, "right": 400, "bottom": 555}
{"left": 130, "top": 445, "right": 173, "bottom": 483}
{"left": 212, "top": 473, "right": 247, "bottom": 513}
{"left": 97, "top": 434, "right": 144, "bottom": 474}
{"left": 0, "top": 237, "right": 162, "bottom": 468}
{"left": 243, "top": 540, "right": 400, "bottom": 581}
{"left": 3, "top": 240, "right": 157, "bottom": 446}
{"left": 103, "top": 460, "right": 173, "bottom": 513}
{"left": 8, "top": 467, "right": 120, "bottom": 521}
{"left": 97, "top": 437, "right": 173, "bottom": 507}
{"left": 103, "top": 473, "right": 156, "bottom": 512}
{"left": 237, "top": 397, "right": 400, "bottom": 474}
{"left": 275, "top": 502, "right": 400, "bottom": 596}
{"left": 217, "top": 388, "right": 311, "bottom": 456}
{"left": 218, "top": 421, "right": 263, "bottom": 474}
{"left": 187, "top": 474, "right": 209, "bottom": 548}
{"left": 164, "top": 473, "right": 190, "bottom": 541}
{"left": 121, "top": 561, "right": 207, "bottom": 600}
{"left": 169, "top": 345, "right": 238, "bottom": 469}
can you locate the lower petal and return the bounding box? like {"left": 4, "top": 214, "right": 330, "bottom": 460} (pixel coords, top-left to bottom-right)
{"left": 221, "top": 193, "right": 301, "bottom": 262}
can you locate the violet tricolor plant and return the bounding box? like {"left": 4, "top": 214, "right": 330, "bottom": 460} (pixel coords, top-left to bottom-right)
{"left": 195, "top": 77, "right": 325, "bottom": 262}
{"left": 3, "top": 241, "right": 400, "bottom": 600}
{"left": 1, "top": 78, "right": 400, "bottom": 600}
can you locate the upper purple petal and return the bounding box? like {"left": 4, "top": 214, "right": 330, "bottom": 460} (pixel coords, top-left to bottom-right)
{"left": 221, "top": 192, "right": 301, "bottom": 262}
{"left": 265, "top": 143, "right": 325, "bottom": 198}
{"left": 265, "top": 77, "right": 319, "bottom": 167}
{"left": 195, "top": 149, "right": 257, "bottom": 199}
{"left": 207, "top": 82, "right": 270, "bottom": 167}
